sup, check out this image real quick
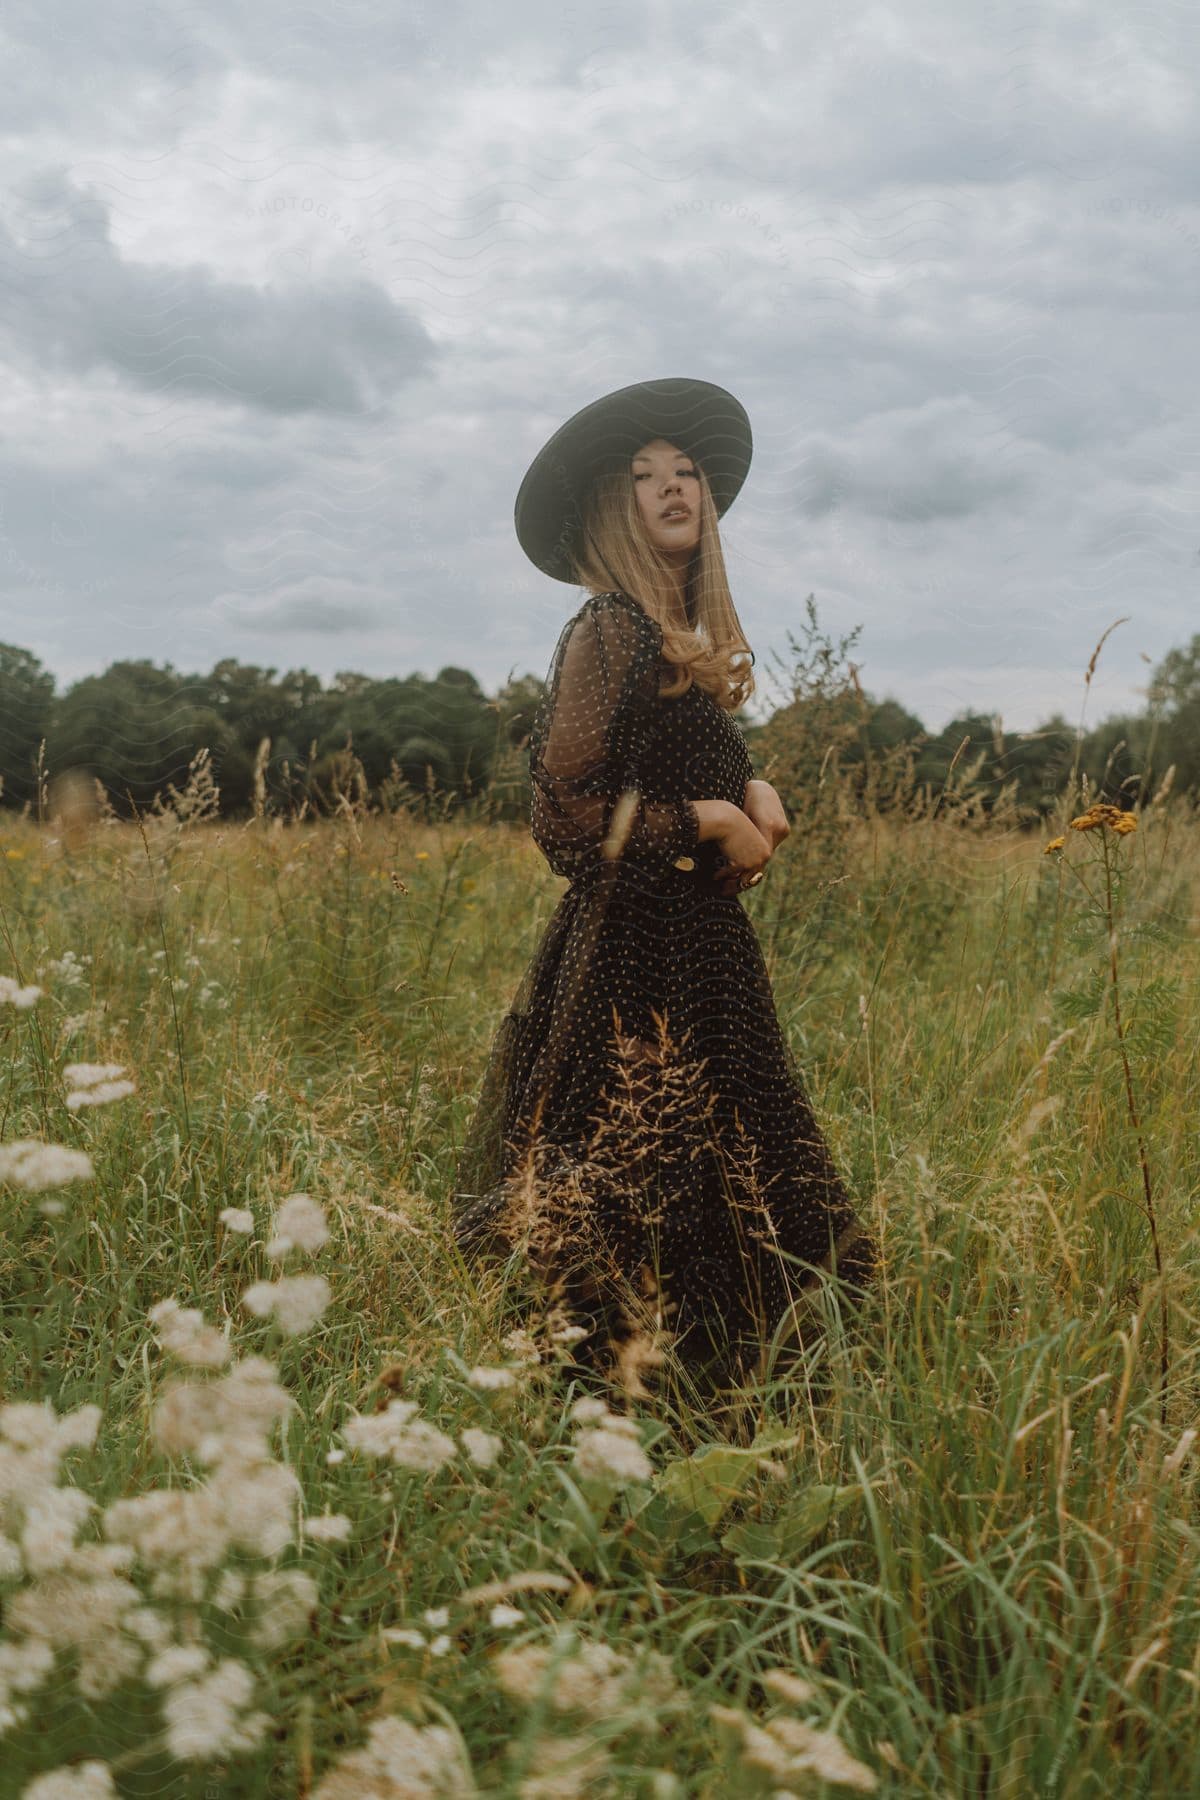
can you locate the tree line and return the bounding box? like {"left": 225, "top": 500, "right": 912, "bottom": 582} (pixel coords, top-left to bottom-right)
{"left": 1, "top": 614, "right": 1196, "bottom": 825}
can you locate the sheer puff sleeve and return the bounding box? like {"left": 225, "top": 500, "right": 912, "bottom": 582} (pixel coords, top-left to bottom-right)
{"left": 529, "top": 591, "right": 701, "bottom": 884}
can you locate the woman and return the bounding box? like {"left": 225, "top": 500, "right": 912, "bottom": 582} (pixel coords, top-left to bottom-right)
{"left": 453, "top": 377, "right": 875, "bottom": 1387}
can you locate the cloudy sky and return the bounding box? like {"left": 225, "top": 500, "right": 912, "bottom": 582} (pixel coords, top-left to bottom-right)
{"left": 2, "top": 0, "right": 1197, "bottom": 733}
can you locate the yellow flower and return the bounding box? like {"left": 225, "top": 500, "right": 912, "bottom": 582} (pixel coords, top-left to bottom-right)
{"left": 415, "top": 851, "right": 429, "bottom": 861}
{"left": 1044, "top": 836, "right": 1065, "bottom": 854}
{"left": 1069, "top": 803, "right": 1126, "bottom": 832}
{"left": 5, "top": 849, "right": 25, "bottom": 860}
{"left": 1112, "top": 811, "right": 1138, "bottom": 835}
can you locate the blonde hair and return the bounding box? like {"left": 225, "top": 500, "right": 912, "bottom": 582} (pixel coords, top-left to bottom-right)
{"left": 568, "top": 452, "right": 755, "bottom": 711}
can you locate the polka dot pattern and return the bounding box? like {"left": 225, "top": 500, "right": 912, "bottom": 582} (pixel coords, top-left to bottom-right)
{"left": 454, "top": 589, "right": 874, "bottom": 1372}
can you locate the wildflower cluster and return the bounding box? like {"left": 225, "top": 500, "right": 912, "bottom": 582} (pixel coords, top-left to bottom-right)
{"left": 63, "top": 1063, "right": 136, "bottom": 1111}
{"left": 0, "top": 1142, "right": 94, "bottom": 1193}
{"left": 241, "top": 1192, "right": 332, "bottom": 1336}
{"left": 709, "top": 1667, "right": 878, "bottom": 1793}
{"left": 569, "top": 1395, "right": 653, "bottom": 1486}
{"left": 0, "top": 976, "right": 42, "bottom": 1009}
{"left": 0, "top": 1200, "right": 346, "bottom": 1788}
{"left": 39, "top": 950, "right": 92, "bottom": 989}
{"left": 1045, "top": 802, "right": 1139, "bottom": 854}
{"left": 492, "top": 1629, "right": 683, "bottom": 1789}
{"left": 313, "top": 1714, "right": 477, "bottom": 1799}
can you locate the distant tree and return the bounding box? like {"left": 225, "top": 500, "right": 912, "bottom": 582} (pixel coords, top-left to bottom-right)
{"left": 1147, "top": 635, "right": 1200, "bottom": 799}
{"left": 47, "top": 661, "right": 228, "bottom": 815}
{"left": 1004, "top": 712, "right": 1077, "bottom": 817}
{"left": 0, "top": 644, "right": 55, "bottom": 811}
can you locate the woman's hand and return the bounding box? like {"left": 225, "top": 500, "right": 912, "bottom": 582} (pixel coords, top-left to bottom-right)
{"left": 743, "top": 779, "right": 790, "bottom": 854}
{"left": 712, "top": 806, "right": 771, "bottom": 898}
{"left": 710, "top": 783, "right": 789, "bottom": 898}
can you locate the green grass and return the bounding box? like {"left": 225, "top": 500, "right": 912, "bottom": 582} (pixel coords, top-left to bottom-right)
{"left": 0, "top": 781, "right": 1198, "bottom": 1799}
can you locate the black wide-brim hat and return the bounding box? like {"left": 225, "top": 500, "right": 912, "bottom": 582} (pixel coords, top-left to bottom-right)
{"left": 514, "top": 376, "right": 753, "bottom": 583}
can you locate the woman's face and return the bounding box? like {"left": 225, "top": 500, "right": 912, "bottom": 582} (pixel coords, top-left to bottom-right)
{"left": 630, "top": 438, "right": 702, "bottom": 561}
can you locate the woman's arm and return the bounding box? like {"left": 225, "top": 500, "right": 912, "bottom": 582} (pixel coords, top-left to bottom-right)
{"left": 691, "top": 799, "right": 743, "bottom": 842}
{"left": 529, "top": 594, "right": 701, "bottom": 881}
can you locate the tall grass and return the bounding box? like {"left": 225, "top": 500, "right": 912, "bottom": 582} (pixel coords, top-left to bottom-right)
{"left": 0, "top": 691, "right": 1197, "bottom": 1796}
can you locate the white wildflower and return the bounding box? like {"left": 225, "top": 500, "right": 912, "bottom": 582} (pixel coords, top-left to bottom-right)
{"left": 0, "top": 976, "right": 42, "bottom": 1008}
{"left": 709, "top": 1704, "right": 877, "bottom": 1792}
{"left": 460, "top": 1428, "right": 501, "bottom": 1469}
{"left": 149, "top": 1357, "right": 294, "bottom": 1465}
{"left": 0, "top": 1533, "right": 23, "bottom": 1578}
{"left": 342, "top": 1401, "right": 456, "bottom": 1475}
{"left": 23, "top": 1763, "right": 117, "bottom": 1800}
{"left": 146, "top": 1645, "right": 211, "bottom": 1687}
{"left": 516, "top": 1732, "right": 610, "bottom": 1799}
{"left": 63, "top": 1062, "right": 126, "bottom": 1088}
{"left": 266, "top": 1193, "right": 329, "bottom": 1257}
{"left": 124, "top": 1606, "right": 172, "bottom": 1647}
{"left": 489, "top": 1603, "right": 524, "bottom": 1629}
{"left": 148, "top": 1298, "right": 231, "bottom": 1369}
{"left": 568, "top": 1397, "right": 610, "bottom": 1425}
{"left": 145, "top": 1353, "right": 295, "bottom": 1468}
{"left": 501, "top": 1327, "right": 541, "bottom": 1364}
{"left": 325, "top": 1448, "right": 346, "bottom": 1465}
{"left": 62, "top": 1062, "right": 135, "bottom": 1110}
{"left": 20, "top": 1485, "right": 94, "bottom": 1573}
{"left": 574, "top": 1424, "right": 652, "bottom": 1486}
{"left": 341, "top": 1399, "right": 418, "bottom": 1450}
{"left": 242, "top": 1274, "right": 330, "bottom": 1336}
{"left": 494, "top": 1637, "right": 678, "bottom": 1724}
{"left": 66, "top": 1079, "right": 135, "bottom": 1111}
{"left": 248, "top": 1568, "right": 317, "bottom": 1650}
{"left": 0, "top": 1400, "right": 101, "bottom": 1538}
{"left": 423, "top": 1606, "right": 450, "bottom": 1629}
{"left": 0, "top": 1141, "right": 94, "bottom": 1191}
{"left": 313, "top": 1714, "right": 476, "bottom": 1799}
{"left": 7, "top": 1567, "right": 142, "bottom": 1699}
{"left": 304, "top": 1511, "right": 352, "bottom": 1543}
{"left": 162, "top": 1658, "right": 269, "bottom": 1762}
{"left": 211, "top": 1457, "right": 301, "bottom": 1559}
{"left": 1, "top": 1639, "right": 55, "bottom": 1685}
{"left": 104, "top": 1488, "right": 232, "bottom": 1600}
{"left": 43, "top": 951, "right": 90, "bottom": 988}
{"left": 219, "top": 1207, "right": 254, "bottom": 1234}
{"left": 382, "top": 1628, "right": 426, "bottom": 1649}
{"left": 386, "top": 1421, "right": 456, "bottom": 1474}
{"left": 428, "top": 1634, "right": 453, "bottom": 1658}
{"left": 466, "top": 1366, "right": 517, "bottom": 1392}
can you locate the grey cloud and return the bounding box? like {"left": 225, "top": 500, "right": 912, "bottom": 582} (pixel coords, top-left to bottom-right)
{"left": 795, "top": 398, "right": 1035, "bottom": 523}
{"left": 212, "top": 578, "right": 387, "bottom": 633}
{"left": 2, "top": 168, "right": 436, "bottom": 414}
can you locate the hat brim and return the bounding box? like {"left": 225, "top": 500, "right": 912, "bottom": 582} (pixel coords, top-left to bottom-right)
{"left": 514, "top": 376, "right": 752, "bottom": 584}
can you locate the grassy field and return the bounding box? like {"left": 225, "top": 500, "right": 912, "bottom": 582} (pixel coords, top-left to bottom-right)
{"left": 0, "top": 764, "right": 1198, "bottom": 1798}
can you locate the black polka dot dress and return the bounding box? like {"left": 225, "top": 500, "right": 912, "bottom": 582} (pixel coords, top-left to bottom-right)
{"left": 454, "top": 589, "right": 874, "bottom": 1376}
